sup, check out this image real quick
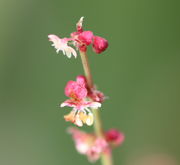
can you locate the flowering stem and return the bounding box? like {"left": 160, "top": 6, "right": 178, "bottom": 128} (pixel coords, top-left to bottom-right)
{"left": 101, "top": 152, "right": 113, "bottom": 165}
{"left": 79, "top": 50, "right": 93, "bottom": 89}
{"left": 79, "top": 51, "right": 113, "bottom": 165}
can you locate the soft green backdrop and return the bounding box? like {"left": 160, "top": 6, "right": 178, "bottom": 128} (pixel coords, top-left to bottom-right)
{"left": 0, "top": 0, "right": 180, "bottom": 165}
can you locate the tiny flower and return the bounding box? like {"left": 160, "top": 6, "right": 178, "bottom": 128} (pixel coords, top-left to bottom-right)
{"left": 93, "top": 36, "right": 109, "bottom": 54}
{"left": 87, "top": 138, "right": 109, "bottom": 162}
{"left": 68, "top": 127, "right": 95, "bottom": 154}
{"left": 105, "top": 129, "right": 125, "bottom": 147}
{"left": 61, "top": 99, "right": 100, "bottom": 126}
{"left": 61, "top": 76, "right": 101, "bottom": 127}
{"left": 75, "top": 75, "right": 106, "bottom": 103}
{"left": 49, "top": 17, "right": 108, "bottom": 57}
{"left": 78, "top": 31, "right": 94, "bottom": 46}
{"left": 65, "top": 79, "right": 87, "bottom": 100}
{"left": 61, "top": 96, "right": 101, "bottom": 111}
{"left": 71, "top": 30, "right": 94, "bottom": 52}
{"left": 88, "top": 88, "right": 106, "bottom": 103}
{"left": 68, "top": 127, "right": 110, "bottom": 162}
{"left": 48, "top": 34, "right": 77, "bottom": 58}
{"left": 64, "top": 110, "right": 94, "bottom": 127}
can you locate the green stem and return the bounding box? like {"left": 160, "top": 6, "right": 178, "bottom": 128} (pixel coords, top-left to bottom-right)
{"left": 101, "top": 152, "right": 113, "bottom": 165}
{"left": 79, "top": 51, "right": 113, "bottom": 165}
{"left": 79, "top": 50, "right": 93, "bottom": 89}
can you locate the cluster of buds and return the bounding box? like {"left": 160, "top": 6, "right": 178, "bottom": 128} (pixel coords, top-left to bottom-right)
{"left": 68, "top": 127, "right": 124, "bottom": 162}
{"left": 61, "top": 75, "right": 105, "bottom": 127}
{"left": 48, "top": 17, "right": 108, "bottom": 58}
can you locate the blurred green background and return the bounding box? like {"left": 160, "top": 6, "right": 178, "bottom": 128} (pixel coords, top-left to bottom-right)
{"left": 0, "top": 0, "right": 180, "bottom": 165}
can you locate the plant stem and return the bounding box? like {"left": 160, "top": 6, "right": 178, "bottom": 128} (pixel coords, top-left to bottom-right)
{"left": 79, "top": 50, "right": 93, "bottom": 89}
{"left": 79, "top": 51, "right": 113, "bottom": 165}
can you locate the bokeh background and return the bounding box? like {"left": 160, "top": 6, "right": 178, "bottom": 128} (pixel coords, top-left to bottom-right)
{"left": 0, "top": 0, "right": 180, "bottom": 165}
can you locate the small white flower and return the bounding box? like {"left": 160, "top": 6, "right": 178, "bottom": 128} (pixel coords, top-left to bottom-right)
{"left": 48, "top": 34, "right": 77, "bottom": 58}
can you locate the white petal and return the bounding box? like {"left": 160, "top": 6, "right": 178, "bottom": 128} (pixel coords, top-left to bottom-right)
{"left": 76, "top": 143, "right": 89, "bottom": 154}
{"left": 60, "top": 103, "right": 67, "bottom": 107}
{"left": 90, "top": 102, "right": 101, "bottom": 109}
{"left": 65, "top": 47, "right": 77, "bottom": 58}
{"left": 76, "top": 16, "right": 84, "bottom": 28}
{"left": 71, "top": 48, "right": 77, "bottom": 58}
{"left": 65, "top": 49, "right": 72, "bottom": 58}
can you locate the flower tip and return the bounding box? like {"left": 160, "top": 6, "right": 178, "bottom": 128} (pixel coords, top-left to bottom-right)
{"left": 76, "top": 16, "right": 84, "bottom": 32}
{"left": 48, "top": 34, "right": 57, "bottom": 41}
{"left": 77, "top": 16, "right": 84, "bottom": 25}
{"left": 80, "top": 16, "right": 84, "bottom": 22}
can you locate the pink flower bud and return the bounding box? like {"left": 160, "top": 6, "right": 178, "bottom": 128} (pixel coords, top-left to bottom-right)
{"left": 105, "top": 129, "right": 125, "bottom": 146}
{"left": 93, "top": 36, "right": 108, "bottom": 54}
{"left": 76, "top": 75, "right": 87, "bottom": 86}
{"left": 65, "top": 80, "right": 87, "bottom": 100}
{"left": 88, "top": 88, "right": 105, "bottom": 103}
{"left": 78, "top": 31, "right": 94, "bottom": 46}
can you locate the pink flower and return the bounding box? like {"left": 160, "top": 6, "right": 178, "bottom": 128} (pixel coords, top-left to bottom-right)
{"left": 61, "top": 99, "right": 101, "bottom": 127}
{"left": 61, "top": 76, "right": 101, "bottom": 127}
{"left": 78, "top": 31, "right": 94, "bottom": 46}
{"left": 87, "top": 138, "right": 109, "bottom": 162}
{"left": 93, "top": 36, "right": 109, "bottom": 54}
{"left": 61, "top": 99, "right": 101, "bottom": 111}
{"left": 105, "top": 129, "right": 125, "bottom": 147}
{"left": 64, "top": 79, "right": 87, "bottom": 100}
{"left": 71, "top": 30, "right": 94, "bottom": 52}
{"left": 48, "top": 34, "right": 77, "bottom": 58}
{"left": 75, "top": 75, "right": 106, "bottom": 103}
{"left": 68, "top": 127, "right": 95, "bottom": 154}
{"left": 88, "top": 88, "right": 106, "bottom": 103}
{"left": 48, "top": 17, "right": 108, "bottom": 56}
{"left": 68, "top": 127, "right": 109, "bottom": 162}
{"left": 71, "top": 17, "right": 108, "bottom": 53}
{"left": 76, "top": 75, "right": 87, "bottom": 86}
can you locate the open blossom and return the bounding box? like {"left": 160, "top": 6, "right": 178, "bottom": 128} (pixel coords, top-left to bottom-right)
{"left": 68, "top": 127, "right": 110, "bottom": 162}
{"left": 48, "top": 17, "right": 108, "bottom": 58}
{"left": 48, "top": 34, "right": 77, "bottom": 58}
{"left": 68, "top": 127, "right": 124, "bottom": 162}
{"left": 61, "top": 76, "right": 101, "bottom": 127}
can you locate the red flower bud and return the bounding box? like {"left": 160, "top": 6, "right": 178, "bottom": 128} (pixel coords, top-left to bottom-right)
{"left": 105, "top": 129, "right": 124, "bottom": 147}
{"left": 93, "top": 36, "right": 108, "bottom": 54}
{"left": 78, "top": 31, "right": 94, "bottom": 46}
